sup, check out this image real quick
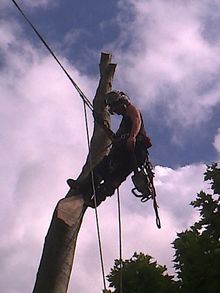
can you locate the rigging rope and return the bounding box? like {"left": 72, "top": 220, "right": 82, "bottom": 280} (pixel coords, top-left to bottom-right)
{"left": 82, "top": 100, "right": 107, "bottom": 290}
{"left": 11, "top": 0, "right": 93, "bottom": 111}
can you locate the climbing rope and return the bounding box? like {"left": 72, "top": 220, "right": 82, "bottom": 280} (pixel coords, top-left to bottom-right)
{"left": 82, "top": 100, "right": 107, "bottom": 290}
{"left": 11, "top": 0, "right": 93, "bottom": 111}
{"left": 116, "top": 188, "right": 123, "bottom": 293}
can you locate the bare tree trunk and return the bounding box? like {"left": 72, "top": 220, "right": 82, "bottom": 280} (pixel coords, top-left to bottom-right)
{"left": 33, "top": 52, "right": 116, "bottom": 293}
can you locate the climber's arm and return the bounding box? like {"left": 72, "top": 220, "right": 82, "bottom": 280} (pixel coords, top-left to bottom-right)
{"left": 125, "top": 104, "right": 141, "bottom": 150}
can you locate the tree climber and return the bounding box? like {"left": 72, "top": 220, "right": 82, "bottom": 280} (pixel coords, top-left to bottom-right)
{"left": 67, "top": 90, "right": 152, "bottom": 207}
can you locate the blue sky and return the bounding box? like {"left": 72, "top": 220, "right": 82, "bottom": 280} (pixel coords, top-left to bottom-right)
{"left": 1, "top": 1, "right": 220, "bottom": 292}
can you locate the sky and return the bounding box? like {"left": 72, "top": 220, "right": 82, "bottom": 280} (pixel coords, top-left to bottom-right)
{"left": 1, "top": 0, "right": 220, "bottom": 292}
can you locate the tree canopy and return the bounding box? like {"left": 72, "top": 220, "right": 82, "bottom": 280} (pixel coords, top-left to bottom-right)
{"left": 106, "top": 252, "right": 178, "bottom": 293}
{"left": 173, "top": 163, "right": 220, "bottom": 293}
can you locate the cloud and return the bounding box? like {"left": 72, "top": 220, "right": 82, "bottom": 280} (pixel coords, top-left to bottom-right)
{"left": 0, "top": 16, "right": 96, "bottom": 293}
{"left": 213, "top": 128, "right": 220, "bottom": 154}
{"left": 109, "top": 0, "right": 220, "bottom": 135}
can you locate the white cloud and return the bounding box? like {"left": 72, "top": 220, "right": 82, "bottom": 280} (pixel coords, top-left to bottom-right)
{"left": 213, "top": 128, "right": 220, "bottom": 154}
{"left": 0, "top": 17, "right": 96, "bottom": 293}
{"left": 111, "top": 0, "right": 220, "bottom": 133}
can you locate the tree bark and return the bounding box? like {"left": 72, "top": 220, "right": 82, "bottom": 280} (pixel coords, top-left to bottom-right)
{"left": 33, "top": 52, "right": 116, "bottom": 293}
{"left": 76, "top": 52, "right": 116, "bottom": 184}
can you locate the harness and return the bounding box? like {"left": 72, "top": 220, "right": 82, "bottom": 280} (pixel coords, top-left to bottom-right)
{"left": 95, "top": 116, "right": 161, "bottom": 228}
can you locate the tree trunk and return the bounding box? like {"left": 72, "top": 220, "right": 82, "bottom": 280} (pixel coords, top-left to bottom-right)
{"left": 77, "top": 52, "right": 116, "bottom": 183}
{"left": 33, "top": 52, "right": 116, "bottom": 293}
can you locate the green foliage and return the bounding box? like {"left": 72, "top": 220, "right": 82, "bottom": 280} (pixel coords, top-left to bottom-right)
{"left": 173, "top": 164, "right": 220, "bottom": 293}
{"left": 204, "top": 163, "right": 220, "bottom": 194}
{"left": 105, "top": 164, "right": 220, "bottom": 293}
{"left": 106, "top": 252, "right": 178, "bottom": 293}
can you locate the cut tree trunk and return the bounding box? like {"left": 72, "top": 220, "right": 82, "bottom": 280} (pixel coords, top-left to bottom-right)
{"left": 33, "top": 52, "right": 116, "bottom": 293}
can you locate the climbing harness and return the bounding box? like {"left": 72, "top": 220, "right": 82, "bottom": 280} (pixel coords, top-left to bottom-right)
{"left": 131, "top": 157, "right": 161, "bottom": 229}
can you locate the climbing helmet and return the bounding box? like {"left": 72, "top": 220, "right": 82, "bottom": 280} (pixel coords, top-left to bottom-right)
{"left": 105, "top": 90, "right": 130, "bottom": 114}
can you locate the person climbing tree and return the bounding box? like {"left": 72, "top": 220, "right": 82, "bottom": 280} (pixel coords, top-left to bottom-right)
{"left": 67, "top": 90, "right": 152, "bottom": 207}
